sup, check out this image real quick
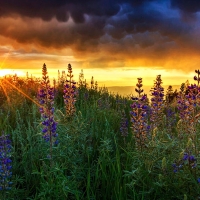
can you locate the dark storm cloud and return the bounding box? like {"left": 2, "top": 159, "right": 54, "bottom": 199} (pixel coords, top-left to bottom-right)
{"left": 170, "top": 0, "right": 200, "bottom": 13}
{"left": 0, "top": 0, "right": 162, "bottom": 23}
{"left": 0, "top": 0, "right": 121, "bottom": 22}
{"left": 1, "top": 0, "right": 200, "bottom": 68}
{"left": 0, "top": 0, "right": 69, "bottom": 22}
{"left": 105, "top": 2, "right": 193, "bottom": 50}
{"left": 0, "top": 16, "right": 106, "bottom": 52}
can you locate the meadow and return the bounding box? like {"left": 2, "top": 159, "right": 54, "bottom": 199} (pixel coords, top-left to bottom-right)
{"left": 0, "top": 63, "right": 200, "bottom": 200}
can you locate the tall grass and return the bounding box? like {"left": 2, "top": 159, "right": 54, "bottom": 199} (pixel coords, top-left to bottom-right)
{"left": 0, "top": 65, "right": 199, "bottom": 199}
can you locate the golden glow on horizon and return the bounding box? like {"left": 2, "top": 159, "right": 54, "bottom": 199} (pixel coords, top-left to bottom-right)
{"left": 0, "top": 47, "right": 196, "bottom": 87}
{"left": 4, "top": 60, "right": 198, "bottom": 87}
{"left": 0, "top": 69, "right": 26, "bottom": 77}
{"left": 4, "top": 67, "right": 194, "bottom": 88}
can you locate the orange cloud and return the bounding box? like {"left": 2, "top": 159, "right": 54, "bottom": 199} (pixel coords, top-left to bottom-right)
{"left": 0, "top": 0, "right": 200, "bottom": 87}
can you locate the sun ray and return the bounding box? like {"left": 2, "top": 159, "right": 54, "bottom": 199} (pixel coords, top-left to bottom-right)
{"left": 2, "top": 78, "right": 41, "bottom": 107}
{"left": 0, "top": 48, "right": 12, "bottom": 69}
{"left": 0, "top": 79, "right": 10, "bottom": 104}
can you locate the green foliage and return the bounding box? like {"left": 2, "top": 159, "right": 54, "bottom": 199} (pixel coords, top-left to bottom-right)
{"left": 0, "top": 73, "right": 200, "bottom": 200}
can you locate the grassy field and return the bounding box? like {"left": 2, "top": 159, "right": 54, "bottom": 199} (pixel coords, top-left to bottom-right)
{"left": 0, "top": 64, "right": 199, "bottom": 200}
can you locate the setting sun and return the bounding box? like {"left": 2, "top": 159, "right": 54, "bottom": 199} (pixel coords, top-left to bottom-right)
{"left": 0, "top": 69, "right": 25, "bottom": 77}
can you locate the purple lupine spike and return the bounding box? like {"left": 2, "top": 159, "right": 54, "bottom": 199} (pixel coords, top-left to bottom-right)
{"left": 194, "top": 69, "right": 200, "bottom": 86}
{"left": 150, "top": 75, "right": 164, "bottom": 131}
{"left": 63, "top": 64, "right": 77, "bottom": 117}
{"left": 0, "top": 133, "right": 12, "bottom": 191}
{"left": 130, "top": 94, "right": 149, "bottom": 150}
{"left": 177, "top": 81, "right": 200, "bottom": 136}
{"left": 38, "top": 64, "right": 58, "bottom": 161}
{"left": 135, "top": 78, "right": 144, "bottom": 97}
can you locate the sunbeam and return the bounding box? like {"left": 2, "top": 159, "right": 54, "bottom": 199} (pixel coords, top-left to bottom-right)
{"left": 1, "top": 78, "right": 41, "bottom": 107}
{"left": 0, "top": 48, "right": 12, "bottom": 69}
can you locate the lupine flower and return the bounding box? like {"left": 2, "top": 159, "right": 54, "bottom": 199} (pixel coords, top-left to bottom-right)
{"left": 177, "top": 92, "right": 188, "bottom": 120}
{"left": 172, "top": 150, "right": 197, "bottom": 173}
{"left": 180, "top": 82, "right": 186, "bottom": 94}
{"left": 38, "top": 64, "right": 58, "bottom": 159}
{"left": 172, "top": 162, "right": 183, "bottom": 173}
{"left": 0, "top": 133, "right": 12, "bottom": 191}
{"left": 197, "top": 178, "right": 200, "bottom": 183}
{"left": 41, "top": 117, "right": 58, "bottom": 144}
{"left": 91, "top": 76, "right": 94, "bottom": 89}
{"left": 177, "top": 81, "right": 200, "bottom": 137}
{"left": 150, "top": 75, "right": 164, "bottom": 131}
{"left": 165, "top": 106, "right": 177, "bottom": 136}
{"left": 194, "top": 69, "right": 200, "bottom": 86}
{"left": 84, "top": 79, "right": 88, "bottom": 88}
{"left": 187, "top": 71, "right": 200, "bottom": 133}
{"left": 78, "top": 69, "right": 84, "bottom": 88}
{"left": 165, "top": 85, "right": 176, "bottom": 104}
{"left": 182, "top": 152, "right": 197, "bottom": 169}
{"left": 135, "top": 78, "right": 144, "bottom": 97}
{"left": 130, "top": 94, "right": 149, "bottom": 149}
{"left": 95, "top": 81, "right": 98, "bottom": 91}
{"left": 63, "top": 64, "right": 76, "bottom": 117}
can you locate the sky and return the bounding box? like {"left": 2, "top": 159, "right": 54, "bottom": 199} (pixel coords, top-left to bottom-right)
{"left": 0, "top": 0, "right": 200, "bottom": 87}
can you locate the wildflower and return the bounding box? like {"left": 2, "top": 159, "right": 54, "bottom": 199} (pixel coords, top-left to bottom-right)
{"left": 166, "top": 85, "right": 177, "bottom": 104}
{"left": 165, "top": 106, "right": 177, "bottom": 136}
{"left": 38, "top": 64, "right": 58, "bottom": 160}
{"left": 177, "top": 81, "right": 200, "bottom": 137}
{"left": 176, "top": 92, "right": 188, "bottom": 130}
{"left": 95, "top": 81, "right": 98, "bottom": 91}
{"left": 182, "top": 152, "right": 197, "bottom": 169}
{"left": 0, "top": 133, "right": 12, "bottom": 190}
{"left": 78, "top": 69, "right": 84, "bottom": 88}
{"left": 172, "top": 150, "right": 197, "bottom": 173}
{"left": 197, "top": 178, "right": 200, "bottom": 183}
{"left": 91, "top": 76, "right": 94, "bottom": 89}
{"left": 130, "top": 94, "right": 149, "bottom": 150}
{"left": 172, "top": 162, "right": 183, "bottom": 173}
{"left": 150, "top": 75, "right": 164, "bottom": 131}
{"left": 194, "top": 69, "right": 200, "bottom": 86}
{"left": 63, "top": 64, "right": 76, "bottom": 117}
{"left": 135, "top": 78, "right": 144, "bottom": 97}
